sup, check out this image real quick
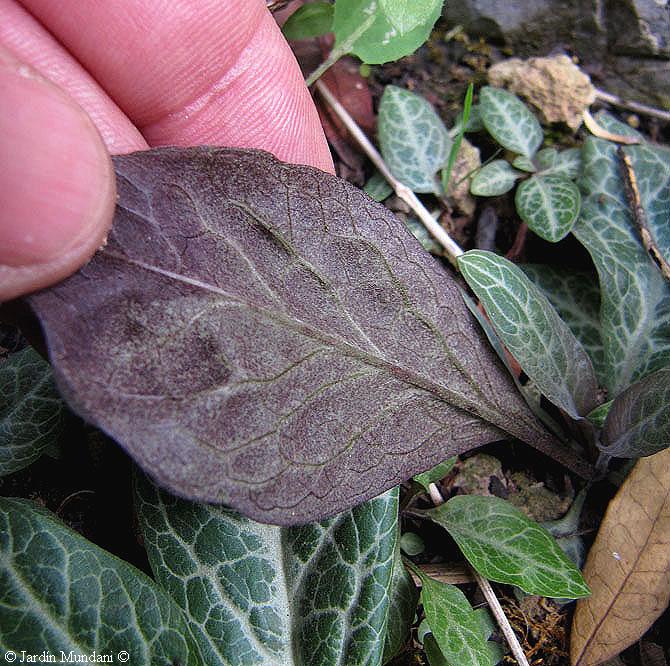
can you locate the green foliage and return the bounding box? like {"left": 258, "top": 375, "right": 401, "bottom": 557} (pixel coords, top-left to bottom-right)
{"left": 541, "top": 490, "right": 587, "bottom": 570}
{"left": 383, "top": 542, "right": 419, "bottom": 662}
{"left": 511, "top": 155, "right": 536, "bottom": 173}
{"left": 400, "top": 531, "right": 426, "bottom": 556}
{"left": 135, "top": 476, "right": 400, "bottom": 666}
{"left": 0, "top": 498, "right": 203, "bottom": 665}
{"left": 379, "top": 0, "right": 443, "bottom": 35}
{"left": 470, "top": 160, "right": 521, "bottom": 196}
{"left": 479, "top": 86, "right": 543, "bottom": 158}
{"left": 515, "top": 175, "right": 581, "bottom": 242}
{"left": 536, "top": 147, "right": 582, "bottom": 179}
{"left": 574, "top": 138, "right": 670, "bottom": 394}
{"left": 416, "top": 569, "right": 501, "bottom": 666}
{"left": 458, "top": 250, "right": 598, "bottom": 419}
{"left": 332, "top": 0, "right": 443, "bottom": 65}
{"left": 424, "top": 496, "right": 591, "bottom": 598}
{"left": 378, "top": 85, "right": 452, "bottom": 193}
{"left": 0, "top": 347, "right": 65, "bottom": 476}
{"left": 414, "top": 456, "right": 457, "bottom": 490}
{"left": 600, "top": 366, "right": 670, "bottom": 458}
{"left": 470, "top": 88, "right": 583, "bottom": 242}
{"left": 520, "top": 265, "right": 605, "bottom": 385}
{"left": 364, "top": 170, "right": 393, "bottom": 201}
{"left": 282, "top": 2, "right": 334, "bottom": 40}
{"left": 442, "top": 83, "right": 474, "bottom": 191}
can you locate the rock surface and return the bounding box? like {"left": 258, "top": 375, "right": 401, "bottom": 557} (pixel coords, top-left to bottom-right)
{"left": 488, "top": 55, "right": 596, "bottom": 129}
{"left": 444, "top": 0, "right": 670, "bottom": 108}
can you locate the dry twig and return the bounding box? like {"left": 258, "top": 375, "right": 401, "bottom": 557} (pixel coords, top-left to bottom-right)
{"left": 314, "top": 80, "right": 465, "bottom": 268}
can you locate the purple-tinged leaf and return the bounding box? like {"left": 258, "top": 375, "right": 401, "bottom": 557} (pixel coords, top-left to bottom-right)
{"left": 600, "top": 366, "right": 670, "bottom": 458}
{"left": 29, "top": 147, "right": 588, "bottom": 525}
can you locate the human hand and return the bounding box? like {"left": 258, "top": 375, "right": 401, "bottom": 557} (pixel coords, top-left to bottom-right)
{"left": 0, "top": 0, "right": 332, "bottom": 301}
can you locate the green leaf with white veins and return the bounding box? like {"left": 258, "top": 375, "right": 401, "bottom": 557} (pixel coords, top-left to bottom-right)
{"left": 0, "top": 347, "right": 65, "bottom": 476}
{"left": 520, "top": 265, "right": 605, "bottom": 385}
{"left": 573, "top": 138, "right": 670, "bottom": 394}
{"left": 540, "top": 147, "right": 582, "bottom": 179}
{"left": 380, "top": 0, "right": 442, "bottom": 34}
{"left": 459, "top": 251, "right": 598, "bottom": 419}
{"left": 0, "top": 498, "right": 202, "bottom": 665}
{"left": 600, "top": 366, "right": 670, "bottom": 458}
{"left": 378, "top": 86, "right": 451, "bottom": 193}
{"left": 470, "top": 160, "right": 521, "bottom": 196}
{"left": 383, "top": 541, "right": 419, "bottom": 663}
{"left": 135, "top": 475, "right": 399, "bottom": 666}
{"left": 424, "top": 495, "right": 591, "bottom": 598}
{"left": 333, "top": 0, "right": 442, "bottom": 64}
{"left": 479, "top": 87, "right": 543, "bottom": 158}
{"left": 515, "top": 174, "right": 581, "bottom": 242}
{"left": 416, "top": 571, "right": 501, "bottom": 666}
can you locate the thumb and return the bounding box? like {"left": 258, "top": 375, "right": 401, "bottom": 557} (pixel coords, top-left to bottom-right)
{"left": 0, "top": 51, "right": 115, "bottom": 302}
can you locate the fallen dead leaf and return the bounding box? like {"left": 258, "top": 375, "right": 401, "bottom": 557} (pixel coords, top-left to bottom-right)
{"left": 570, "top": 448, "right": 670, "bottom": 665}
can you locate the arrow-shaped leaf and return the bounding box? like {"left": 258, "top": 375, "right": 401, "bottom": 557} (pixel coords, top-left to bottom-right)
{"left": 135, "top": 476, "right": 399, "bottom": 666}
{"left": 520, "top": 264, "right": 605, "bottom": 385}
{"left": 416, "top": 570, "right": 499, "bottom": 666}
{"left": 29, "top": 147, "right": 583, "bottom": 525}
{"left": 573, "top": 138, "right": 670, "bottom": 394}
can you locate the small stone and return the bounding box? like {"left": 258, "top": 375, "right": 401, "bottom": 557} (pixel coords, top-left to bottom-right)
{"left": 488, "top": 55, "right": 596, "bottom": 130}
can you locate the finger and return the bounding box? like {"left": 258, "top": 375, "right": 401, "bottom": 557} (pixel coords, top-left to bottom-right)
{"left": 0, "top": 0, "right": 146, "bottom": 153}
{"left": 0, "top": 51, "right": 116, "bottom": 301}
{"left": 19, "top": 0, "right": 333, "bottom": 172}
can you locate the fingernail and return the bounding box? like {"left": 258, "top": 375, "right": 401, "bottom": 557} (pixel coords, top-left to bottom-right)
{"left": 0, "top": 60, "right": 113, "bottom": 267}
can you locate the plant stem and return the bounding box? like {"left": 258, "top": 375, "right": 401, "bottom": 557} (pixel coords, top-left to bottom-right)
{"left": 595, "top": 88, "right": 670, "bottom": 123}
{"left": 470, "top": 567, "right": 531, "bottom": 666}
{"left": 305, "top": 49, "right": 345, "bottom": 87}
{"left": 305, "top": 13, "right": 376, "bottom": 87}
{"left": 314, "top": 79, "right": 465, "bottom": 268}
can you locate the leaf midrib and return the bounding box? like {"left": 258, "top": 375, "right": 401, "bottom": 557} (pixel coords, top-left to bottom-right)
{"left": 101, "top": 249, "right": 529, "bottom": 440}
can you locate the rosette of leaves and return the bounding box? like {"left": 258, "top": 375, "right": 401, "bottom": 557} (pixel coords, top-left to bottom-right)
{"left": 460, "top": 111, "right": 670, "bottom": 464}
{"left": 470, "top": 87, "right": 582, "bottom": 243}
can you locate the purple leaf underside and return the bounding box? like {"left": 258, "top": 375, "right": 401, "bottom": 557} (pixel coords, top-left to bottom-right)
{"left": 29, "top": 147, "right": 585, "bottom": 525}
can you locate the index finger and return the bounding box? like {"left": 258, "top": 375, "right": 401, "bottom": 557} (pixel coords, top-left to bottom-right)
{"left": 20, "top": 0, "right": 333, "bottom": 172}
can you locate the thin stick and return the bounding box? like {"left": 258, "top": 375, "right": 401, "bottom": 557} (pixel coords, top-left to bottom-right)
{"left": 617, "top": 146, "right": 670, "bottom": 281}
{"left": 470, "top": 568, "right": 531, "bottom": 666}
{"left": 582, "top": 109, "right": 641, "bottom": 144}
{"left": 427, "top": 482, "right": 531, "bottom": 666}
{"left": 314, "top": 79, "right": 465, "bottom": 268}
{"left": 595, "top": 88, "right": 670, "bottom": 124}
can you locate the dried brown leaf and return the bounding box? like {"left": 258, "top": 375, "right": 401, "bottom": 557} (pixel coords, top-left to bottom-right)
{"left": 571, "top": 448, "right": 670, "bottom": 665}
